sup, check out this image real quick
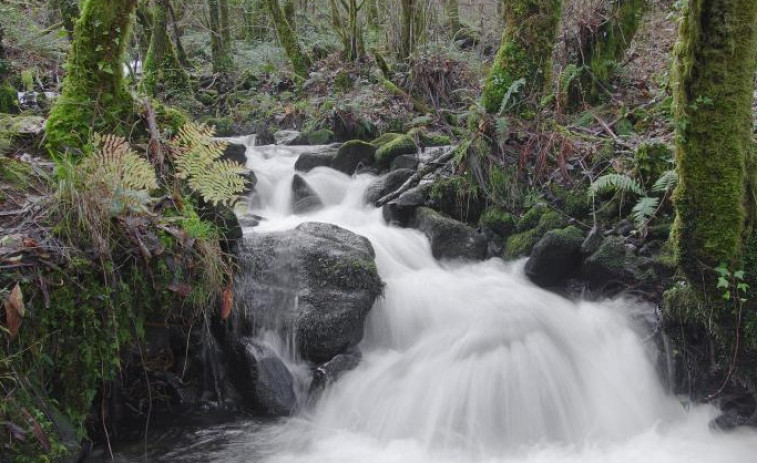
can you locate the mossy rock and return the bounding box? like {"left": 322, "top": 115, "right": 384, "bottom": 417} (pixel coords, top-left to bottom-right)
{"left": 333, "top": 140, "right": 377, "bottom": 175}
{"left": 505, "top": 209, "right": 566, "bottom": 258}
{"left": 634, "top": 142, "right": 673, "bottom": 188}
{"left": 371, "top": 132, "right": 403, "bottom": 148}
{"left": 0, "top": 114, "right": 45, "bottom": 150}
{"left": 663, "top": 284, "right": 702, "bottom": 321}
{"left": 375, "top": 134, "right": 418, "bottom": 166}
{"left": 551, "top": 184, "right": 591, "bottom": 218}
{"left": 428, "top": 175, "right": 484, "bottom": 224}
{"left": 305, "top": 128, "right": 335, "bottom": 145}
{"left": 408, "top": 128, "right": 451, "bottom": 147}
{"left": 480, "top": 207, "right": 516, "bottom": 238}
{"left": 203, "top": 116, "right": 234, "bottom": 137}
{"left": 583, "top": 236, "right": 642, "bottom": 288}
{"left": 525, "top": 226, "right": 585, "bottom": 287}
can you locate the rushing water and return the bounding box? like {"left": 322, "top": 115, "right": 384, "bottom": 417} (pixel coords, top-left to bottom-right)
{"left": 117, "top": 139, "right": 757, "bottom": 462}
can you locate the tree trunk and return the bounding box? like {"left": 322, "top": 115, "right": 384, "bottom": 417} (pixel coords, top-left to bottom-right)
{"left": 398, "top": 0, "right": 424, "bottom": 60}
{"left": 366, "top": 0, "right": 378, "bottom": 31}
{"left": 46, "top": 0, "right": 138, "bottom": 153}
{"left": 673, "top": 0, "right": 757, "bottom": 283}
{"left": 481, "top": 0, "right": 562, "bottom": 114}
{"left": 263, "top": 0, "right": 310, "bottom": 77}
{"left": 330, "top": 0, "right": 365, "bottom": 61}
{"left": 566, "top": 0, "right": 647, "bottom": 107}
{"left": 209, "top": 0, "right": 232, "bottom": 71}
{"left": 143, "top": 0, "right": 189, "bottom": 95}
{"left": 0, "top": 23, "right": 17, "bottom": 114}
{"left": 244, "top": 0, "right": 269, "bottom": 41}
{"left": 168, "top": 0, "right": 191, "bottom": 68}
{"left": 220, "top": 0, "right": 231, "bottom": 45}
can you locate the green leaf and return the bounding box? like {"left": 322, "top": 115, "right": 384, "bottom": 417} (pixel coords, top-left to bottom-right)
{"left": 733, "top": 270, "right": 746, "bottom": 280}
{"left": 717, "top": 277, "right": 729, "bottom": 289}
{"left": 589, "top": 173, "right": 644, "bottom": 198}
{"left": 715, "top": 265, "right": 730, "bottom": 277}
{"left": 722, "top": 290, "right": 731, "bottom": 300}
{"left": 737, "top": 282, "right": 749, "bottom": 292}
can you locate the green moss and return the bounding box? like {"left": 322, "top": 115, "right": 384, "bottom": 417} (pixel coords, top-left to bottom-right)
{"left": 635, "top": 142, "right": 672, "bottom": 188}
{"left": 409, "top": 128, "right": 451, "bottom": 147}
{"left": 375, "top": 134, "right": 418, "bottom": 165}
{"left": 0, "top": 81, "right": 17, "bottom": 113}
{"left": 203, "top": 116, "right": 234, "bottom": 136}
{"left": 552, "top": 184, "right": 591, "bottom": 218}
{"left": 672, "top": 0, "right": 757, "bottom": 282}
{"left": 263, "top": 0, "right": 310, "bottom": 77}
{"left": 506, "top": 208, "right": 566, "bottom": 257}
{"left": 306, "top": 128, "right": 334, "bottom": 145}
{"left": 371, "top": 132, "right": 403, "bottom": 147}
{"left": 46, "top": 0, "right": 138, "bottom": 154}
{"left": 142, "top": 0, "right": 190, "bottom": 96}
{"left": 154, "top": 104, "right": 189, "bottom": 134}
{"left": 663, "top": 283, "right": 703, "bottom": 322}
{"left": 429, "top": 175, "right": 482, "bottom": 224}
{"left": 481, "top": 0, "right": 562, "bottom": 114}
{"left": 480, "top": 207, "right": 516, "bottom": 237}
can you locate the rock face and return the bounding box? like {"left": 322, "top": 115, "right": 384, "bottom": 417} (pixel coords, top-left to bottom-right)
{"left": 332, "top": 140, "right": 377, "bottom": 175}
{"left": 230, "top": 337, "right": 297, "bottom": 416}
{"left": 364, "top": 168, "right": 414, "bottom": 205}
{"left": 525, "top": 226, "right": 585, "bottom": 287}
{"left": 294, "top": 144, "right": 341, "bottom": 172}
{"left": 291, "top": 174, "right": 323, "bottom": 214}
{"left": 233, "top": 222, "right": 383, "bottom": 363}
{"left": 410, "top": 207, "right": 488, "bottom": 261}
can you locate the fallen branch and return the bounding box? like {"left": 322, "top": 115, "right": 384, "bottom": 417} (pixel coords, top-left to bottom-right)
{"left": 375, "top": 146, "right": 456, "bottom": 207}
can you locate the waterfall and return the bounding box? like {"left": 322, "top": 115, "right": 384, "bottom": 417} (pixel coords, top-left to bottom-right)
{"left": 124, "top": 140, "right": 757, "bottom": 462}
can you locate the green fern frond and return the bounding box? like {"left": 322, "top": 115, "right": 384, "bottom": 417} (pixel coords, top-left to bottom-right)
{"left": 652, "top": 169, "right": 678, "bottom": 193}
{"left": 498, "top": 78, "right": 526, "bottom": 115}
{"left": 495, "top": 117, "right": 510, "bottom": 147}
{"left": 632, "top": 196, "right": 659, "bottom": 230}
{"left": 588, "top": 173, "right": 644, "bottom": 198}
{"left": 559, "top": 64, "right": 581, "bottom": 93}
{"left": 171, "top": 123, "right": 247, "bottom": 206}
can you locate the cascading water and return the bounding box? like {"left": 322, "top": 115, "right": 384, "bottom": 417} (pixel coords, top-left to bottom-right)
{"left": 120, "top": 139, "right": 757, "bottom": 462}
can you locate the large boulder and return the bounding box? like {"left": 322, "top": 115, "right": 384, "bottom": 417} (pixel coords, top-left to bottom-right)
{"left": 292, "top": 174, "right": 323, "bottom": 214}
{"left": 294, "top": 143, "right": 341, "bottom": 172}
{"left": 364, "top": 168, "right": 414, "bottom": 205}
{"left": 582, "top": 236, "right": 641, "bottom": 288}
{"left": 230, "top": 337, "right": 297, "bottom": 416}
{"left": 332, "top": 140, "right": 377, "bottom": 175}
{"left": 233, "top": 222, "right": 383, "bottom": 363}
{"left": 410, "top": 207, "right": 488, "bottom": 261}
{"left": 274, "top": 129, "right": 302, "bottom": 145}
{"left": 375, "top": 134, "right": 418, "bottom": 166}
{"left": 525, "top": 226, "right": 584, "bottom": 287}
{"left": 381, "top": 184, "right": 432, "bottom": 226}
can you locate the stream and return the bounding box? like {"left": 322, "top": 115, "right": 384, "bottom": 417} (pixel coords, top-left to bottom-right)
{"left": 115, "top": 139, "right": 757, "bottom": 462}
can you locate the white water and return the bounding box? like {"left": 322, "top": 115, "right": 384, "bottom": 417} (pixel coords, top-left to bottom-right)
{"left": 231, "top": 140, "right": 757, "bottom": 463}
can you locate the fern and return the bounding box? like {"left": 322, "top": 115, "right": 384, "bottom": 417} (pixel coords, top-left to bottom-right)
{"left": 559, "top": 64, "right": 581, "bottom": 94}
{"left": 498, "top": 78, "right": 526, "bottom": 115}
{"left": 632, "top": 196, "right": 659, "bottom": 230}
{"left": 171, "top": 123, "right": 248, "bottom": 206}
{"left": 79, "top": 134, "right": 158, "bottom": 215}
{"left": 495, "top": 116, "right": 510, "bottom": 147}
{"left": 652, "top": 169, "right": 678, "bottom": 193}
{"left": 588, "top": 173, "right": 644, "bottom": 198}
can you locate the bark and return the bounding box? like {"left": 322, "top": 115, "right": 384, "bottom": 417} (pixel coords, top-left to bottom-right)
{"left": 143, "top": 0, "right": 189, "bottom": 95}
{"left": 263, "top": 0, "right": 310, "bottom": 77}
{"left": 209, "top": 0, "right": 232, "bottom": 71}
{"left": 398, "top": 0, "right": 425, "bottom": 60}
{"left": 481, "top": 0, "right": 562, "bottom": 114}
{"left": 46, "top": 0, "right": 139, "bottom": 153}
{"left": 673, "top": 0, "right": 757, "bottom": 282}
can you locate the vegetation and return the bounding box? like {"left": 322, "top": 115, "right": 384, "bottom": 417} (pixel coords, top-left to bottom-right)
{"left": 3, "top": 0, "right": 757, "bottom": 459}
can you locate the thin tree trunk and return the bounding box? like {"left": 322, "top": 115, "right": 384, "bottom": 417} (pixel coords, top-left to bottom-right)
{"left": 143, "top": 0, "right": 189, "bottom": 95}
{"left": 168, "top": 0, "right": 191, "bottom": 68}
{"left": 209, "top": 0, "right": 232, "bottom": 71}
{"left": 263, "top": 0, "right": 310, "bottom": 77}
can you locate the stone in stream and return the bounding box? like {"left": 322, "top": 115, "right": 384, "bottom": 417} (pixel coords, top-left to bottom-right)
{"left": 292, "top": 174, "right": 323, "bottom": 214}
{"left": 391, "top": 154, "right": 419, "bottom": 171}
{"left": 230, "top": 337, "right": 297, "bottom": 416}
{"left": 232, "top": 222, "right": 383, "bottom": 363}
{"left": 364, "top": 168, "right": 415, "bottom": 205}
{"left": 409, "top": 207, "right": 488, "bottom": 261}
{"left": 381, "top": 184, "right": 432, "bottom": 227}
{"left": 274, "top": 129, "right": 302, "bottom": 145}
{"left": 294, "top": 143, "right": 341, "bottom": 172}
{"left": 525, "top": 226, "right": 585, "bottom": 287}
{"left": 332, "top": 140, "right": 377, "bottom": 175}
{"left": 308, "top": 348, "right": 362, "bottom": 398}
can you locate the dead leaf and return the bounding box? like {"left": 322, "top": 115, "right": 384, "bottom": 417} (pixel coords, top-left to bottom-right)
{"left": 167, "top": 281, "right": 192, "bottom": 297}
{"left": 3, "top": 283, "right": 25, "bottom": 339}
{"left": 221, "top": 284, "right": 233, "bottom": 321}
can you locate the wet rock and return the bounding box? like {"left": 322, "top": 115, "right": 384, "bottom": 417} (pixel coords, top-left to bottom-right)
{"left": 309, "top": 348, "right": 362, "bottom": 397}
{"left": 427, "top": 175, "right": 484, "bottom": 224}
{"left": 292, "top": 174, "right": 323, "bottom": 214}
{"left": 233, "top": 222, "right": 383, "bottom": 363}
{"left": 375, "top": 134, "right": 418, "bottom": 166}
{"left": 410, "top": 207, "right": 488, "bottom": 261}
{"left": 391, "top": 154, "right": 419, "bottom": 171}
{"left": 332, "top": 140, "right": 377, "bottom": 175}
{"left": 274, "top": 129, "right": 302, "bottom": 145}
{"left": 230, "top": 338, "right": 297, "bottom": 416}
{"left": 381, "top": 184, "right": 432, "bottom": 227}
{"left": 303, "top": 128, "right": 335, "bottom": 145}
{"left": 222, "top": 143, "right": 248, "bottom": 165}
{"left": 525, "top": 226, "right": 585, "bottom": 287}
{"left": 364, "top": 168, "right": 414, "bottom": 205}
{"left": 581, "top": 226, "right": 604, "bottom": 256}
{"left": 294, "top": 144, "right": 341, "bottom": 172}
{"left": 582, "top": 236, "right": 640, "bottom": 288}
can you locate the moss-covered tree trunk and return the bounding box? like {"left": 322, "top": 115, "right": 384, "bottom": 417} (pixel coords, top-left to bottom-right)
{"left": 168, "top": 0, "right": 191, "bottom": 68}
{"left": 46, "top": 0, "right": 138, "bottom": 153}
{"left": 481, "top": 0, "right": 562, "bottom": 114}
{"left": 567, "top": 0, "right": 647, "bottom": 107}
{"left": 398, "top": 0, "right": 425, "bottom": 60}
{"left": 263, "top": 0, "right": 310, "bottom": 77}
{"left": 208, "top": 0, "right": 232, "bottom": 71}
{"left": 143, "top": 0, "right": 189, "bottom": 95}
{"left": 366, "top": 0, "right": 379, "bottom": 31}
{"left": 0, "top": 23, "right": 17, "bottom": 114}
{"left": 220, "top": 0, "right": 232, "bottom": 44}
{"left": 330, "top": 0, "right": 365, "bottom": 61}
{"left": 51, "top": 0, "right": 80, "bottom": 41}
{"left": 673, "top": 0, "right": 757, "bottom": 283}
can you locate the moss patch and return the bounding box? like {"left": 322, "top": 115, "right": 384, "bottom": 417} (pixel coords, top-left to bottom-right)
{"left": 375, "top": 134, "right": 418, "bottom": 165}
